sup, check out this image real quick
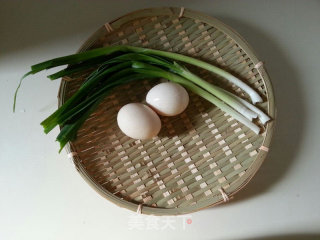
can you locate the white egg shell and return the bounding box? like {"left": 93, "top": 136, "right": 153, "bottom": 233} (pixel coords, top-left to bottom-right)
{"left": 117, "top": 103, "right": 161, "bottom": 140}
{"left": 146, "top": 82, "right": 189, "bottom": 116}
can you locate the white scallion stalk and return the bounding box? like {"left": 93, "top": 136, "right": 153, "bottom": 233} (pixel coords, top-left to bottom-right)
{"left": 180, "top": 71, "right": 258, "bottom": 121}
{"left": 178, "top": 80, "right": 261, "bottom": 134}
{"left": 217, "top": 86, "right": 271, "bottom": 124}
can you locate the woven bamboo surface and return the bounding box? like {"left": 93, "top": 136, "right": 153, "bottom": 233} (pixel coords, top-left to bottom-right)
{"left": 58, "top": 7, "right": 275, "bottom": 215}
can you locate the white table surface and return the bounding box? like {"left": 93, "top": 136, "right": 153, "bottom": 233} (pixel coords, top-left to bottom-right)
{"left": 1, "top": 1, "right": 320, "bottom": 239}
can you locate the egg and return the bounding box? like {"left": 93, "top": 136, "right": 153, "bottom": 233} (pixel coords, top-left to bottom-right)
{"left": 117, "top": 103, "right": 161, "bottom": 140}
{"left": 146, "top": 82, "right": 189, "bottom": 116}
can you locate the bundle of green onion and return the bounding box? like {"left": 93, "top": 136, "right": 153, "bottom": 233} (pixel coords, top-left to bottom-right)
{"left": 14, "top": 45, "right": 270, "bottom": 152}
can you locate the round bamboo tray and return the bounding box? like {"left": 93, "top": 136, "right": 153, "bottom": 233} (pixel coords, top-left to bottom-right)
{"left": 58, "top": 7, "right": 275, "bottom": 215}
